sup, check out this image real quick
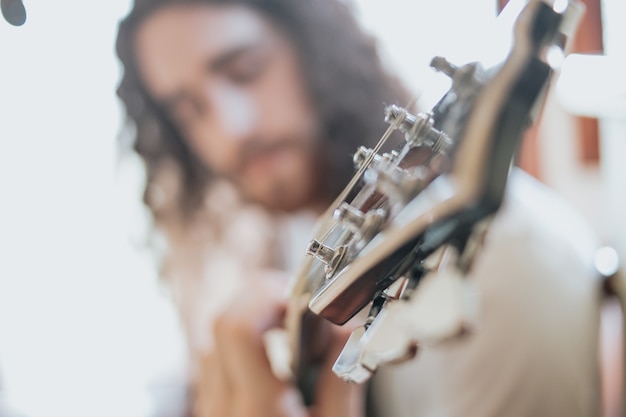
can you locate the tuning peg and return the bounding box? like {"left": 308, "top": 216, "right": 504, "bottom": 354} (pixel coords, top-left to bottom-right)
{"left": 353, "top": 146, "right": 385, "bottom": 170}
{"left": 382, "top": 151, "right": 399, "bottom": 164}
{"left": 430, "top": 56, "right": 458, "bottom": 78}
{"left": 353, "top": 146, "right": 370, "bottom": 169}
{"left": 306, "top": 240, "right": 336, "bottom": 265}
{"left": 384, "top": 105, "right": 450, "bottom": 153}
{"left": 306, "top": 240, "right": 348, "bottom": 278}
{"left": 384, "top": 104, "right": 418, "bottom": 135}
{"left": 432, "top": 58, "right": 482, "bottom": 98}
{"left": 333, "top": 203, "right": 366, "bottom": 229}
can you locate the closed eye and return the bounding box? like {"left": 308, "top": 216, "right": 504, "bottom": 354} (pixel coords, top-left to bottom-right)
{"left": 209, "top": 44, "right": 269, "bottom": 85}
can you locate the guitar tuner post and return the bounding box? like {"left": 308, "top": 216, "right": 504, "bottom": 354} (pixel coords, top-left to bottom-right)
{"left": 306, "top": 240, "right": 349, "bottom": 278}
{"left": 353, "top": 147, "right": 402, "bottom": 176}
{"left": 404, "top": 115, "right": 451, "bottom": 153}
{"left": 306, "top": 240, "right": 335, "bottom": 265}
{"left": 384, "top": 104, "right": 409, "bottom": 124}
{"left": 430, "top": 56, "right": 458, "bottom": 78}
{"left": 381, "top": 151, "right": 397, "bottom": 164}
{"left": 333, "top": 203, "right": 366, "bottom": 229}
{"left": 353, "top": 146, "right": 382, "bottom": 170}
{"left": 384, "top": 104, "right": 418, "bottom": 135}
{"left": 384, "top": 106, "right": 450, "bottom": 152}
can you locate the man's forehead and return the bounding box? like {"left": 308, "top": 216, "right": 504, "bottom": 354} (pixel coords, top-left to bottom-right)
{"left": 133, "top": 3, "right": 274, "bottom": 98}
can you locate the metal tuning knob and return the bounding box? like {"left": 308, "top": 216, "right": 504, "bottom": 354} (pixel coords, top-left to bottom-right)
{"left": 431, "top": 56, "right": 482, "bottom": 99}
{"left": 306, "top": 240, "right": 348, "bottom": 278}
{"left": 353, "top": 146, "right": 385, "bottom": 170}
{"left": 334, "top": 203, "right": 366, "bottom": 230}
{"left": 385, "top": 104, "right": 451, "bottom": 153}
{"left": 306, "top": 240, "right": 336, "bottom": 265}
{"left": 384, "top": 104, "right": 417, "bottom": 135}
{"left": 430, "top": 56, "right": 458, "bottom": 78}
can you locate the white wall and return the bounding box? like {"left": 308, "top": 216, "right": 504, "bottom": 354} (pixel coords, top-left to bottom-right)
{"left": 352, "top": 0, "right": 498, "bottom": 107}
{"left": 0, "top": 2, "right": 187, "bottom": 417}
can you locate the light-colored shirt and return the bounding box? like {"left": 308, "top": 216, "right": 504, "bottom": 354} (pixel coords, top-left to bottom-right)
{"left": 368, "top": 170, "right": 601, "bottom": 417}
{"left": 165, "top": 170, "right": 601, "bottom": 417}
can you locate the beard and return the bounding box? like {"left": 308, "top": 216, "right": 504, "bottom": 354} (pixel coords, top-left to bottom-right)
{"left": 229, "top": 136, "right": 324, "bottom": 212}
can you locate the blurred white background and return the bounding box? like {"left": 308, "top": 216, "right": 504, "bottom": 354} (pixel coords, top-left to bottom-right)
{"left": 0, "top": 1, "right": 188, "bottom": 416}
{"left": 0, "top": 0, "right": 623, "bottom": 416}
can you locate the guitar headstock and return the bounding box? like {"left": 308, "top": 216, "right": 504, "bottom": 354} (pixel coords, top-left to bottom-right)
{"left": 284, "top": 0, "right": 584, "bottom": 387}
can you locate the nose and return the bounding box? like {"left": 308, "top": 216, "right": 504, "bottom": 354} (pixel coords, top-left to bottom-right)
{"left": 207, "top": 85, "right": 259, "bottom": 145}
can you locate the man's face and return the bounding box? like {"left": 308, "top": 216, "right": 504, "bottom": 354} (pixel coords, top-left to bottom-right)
{"left": 134, "top": 4, "right": 321, "bottom": 211}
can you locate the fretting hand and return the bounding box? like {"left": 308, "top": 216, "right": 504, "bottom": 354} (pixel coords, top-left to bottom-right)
{"left": 196, "top": 273, "right": 364, "bottom": 417}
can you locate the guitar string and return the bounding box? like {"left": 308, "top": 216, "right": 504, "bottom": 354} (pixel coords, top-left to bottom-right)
{"left": 315, "top": 95, "right": 419, "bottom": 243}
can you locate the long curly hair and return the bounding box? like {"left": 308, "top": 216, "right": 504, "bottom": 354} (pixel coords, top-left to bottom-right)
{"left": 116, "top": 0, "right": 410, "bottom": 226}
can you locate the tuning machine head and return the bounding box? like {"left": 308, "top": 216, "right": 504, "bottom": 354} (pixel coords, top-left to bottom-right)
{"left": 384, "top": 105, "right": 452, "bottom": 153}
{"left": 306, "top": 240, "right": 349, "bottom": 279}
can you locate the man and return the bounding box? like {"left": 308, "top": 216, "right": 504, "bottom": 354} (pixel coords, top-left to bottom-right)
{"left": 117, "top": 1, "right": 407, "bottom": 415}
{"left": 116, "top": 0, "right": 601, "bottom": 416}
